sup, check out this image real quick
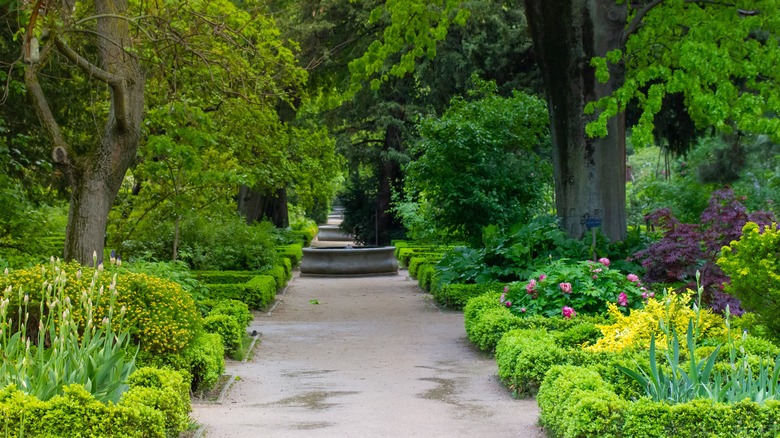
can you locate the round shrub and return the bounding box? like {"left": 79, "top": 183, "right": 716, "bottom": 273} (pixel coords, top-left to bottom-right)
{"left": 207, "top": 299, "right": 252, "bottom": 328}
{"left": 496, "top": 328, "right": 567, "bottom": 396}
{"left": 124, "top": 367, "right": 191, "bottom": 437}
{"left": 203, "top": 314, "right": 243, "bottom": 355}
{"left": 466, "top": 307, "right": 524, "bottom": 352}
{"left": 1, "top": 262, "right": 200, "bottom": 355}
{"left": 184, "top": 331, "right": 225, "bottom": 392}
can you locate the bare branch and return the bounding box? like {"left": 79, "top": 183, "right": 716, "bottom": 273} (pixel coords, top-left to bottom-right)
{"left": 23, "top": 64, "right": 69, "bottom": 155}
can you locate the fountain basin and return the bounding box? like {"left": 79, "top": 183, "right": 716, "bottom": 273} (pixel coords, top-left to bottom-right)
{"left": 300, "top": 246, "right": 398, "bottom": 276}
{"left": 316, "top": 224, "right": 353, "bottom": 241}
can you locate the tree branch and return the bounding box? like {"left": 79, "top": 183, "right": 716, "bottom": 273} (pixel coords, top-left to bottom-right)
{"left": 54, "top": 36, "right": 131, "bottom": 133}
{"left": 23, "top": 63, "right": 69, "bottom": 161}
{"left": 622, "top": 0, "right": 666, "bottom": 44}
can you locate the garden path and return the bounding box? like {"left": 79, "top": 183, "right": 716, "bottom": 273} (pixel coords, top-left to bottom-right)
{"left": 191, "top": 268, "right": 543, "bottom": 437}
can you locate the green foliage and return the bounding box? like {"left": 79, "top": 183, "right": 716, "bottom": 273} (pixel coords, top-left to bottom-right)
{"left": 195, "top": 271, "right": 259, "bottom": 285}
{"left": 537, "top": 365, "right": 626, "bottom": 438}
{"left": 589, "top": 1, "right": 780, "bottom": 146}
{"left": 0, "top": 261, "right": 136, "bottom": 403}
{"left": 203, "top": 314, "right": 244, "bottom": 357}
{"left": 203, "top": 299, "right": 253, "bottom": 328}
{"left": 125, "top": 367, "right": 191, "bottom": 437}
{"left": 203, "top": 274, "right": 277, "bottom": 310}
{"left": 718, "top": 222, "right": 780, "bottom": 339}
{"left": 464, "top": 307, "right": 524, "bottom": 353}
{"left": 496, "top": 329, "right": 567, "bottom": 396}
{"left": 435, "top": 215, "right": 590, "bottom": 285}
{"left": 277, "top": 243, "right": 304, "bottom": 268}
{"left": 433, "top": 282, "right": 505, "bottom": 310}
{"left": 183, "top": 332, "right": 225, "bottom": 392}
{"left": 417, "top": 264, "right": 436, "bottom": 291}
{"left": 0, "top": 384, "right": 168, "bottom": 438}
{"left": 262, "top": 265, "right": 289, "bottom": 289}
{"left": 504, "top": 258, "right": 647, "bottom": 318}
{"left": 404, "top": 89, "right": 552, "bottom": 244}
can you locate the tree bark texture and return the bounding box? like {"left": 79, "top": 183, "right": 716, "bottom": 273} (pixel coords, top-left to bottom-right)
{"left": 524, "top": 0, "right": 627, "bottom": 241}
{"left": 238, "top": 186, "right": 290, "bottom": 228}
{"left": 24, "top": 0, "right": 145, "bottom": 264}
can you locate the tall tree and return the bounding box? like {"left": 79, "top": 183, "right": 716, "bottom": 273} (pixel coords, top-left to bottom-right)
{"left": 523, "top": 0, "right": 628, "bottom": 241}
{"left": 22, "top": 0, "right": 145, "bottom": 264}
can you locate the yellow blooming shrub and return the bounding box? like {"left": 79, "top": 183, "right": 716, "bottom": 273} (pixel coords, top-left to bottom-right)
{"left": 586, "top": 290, "right": 726, "bottom": 353}
{"left": 2, "top": 262, "right": 199, "bottom": 355}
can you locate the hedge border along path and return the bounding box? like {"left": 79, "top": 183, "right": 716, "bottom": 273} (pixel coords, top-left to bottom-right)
{"left": 191, "top": 271, "right": 544, "bottom": 437}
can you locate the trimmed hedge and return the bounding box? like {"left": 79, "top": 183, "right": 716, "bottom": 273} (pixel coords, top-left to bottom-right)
{"left": 261, "top": 265, "right": 289, "bottom": 289}
{"left": 204, "top": 274, "right": 276, "bottom": 309}
{"left": 496, "top": 329, "right": 567, "bottom": 396}
{"left": 434, "top": 282, "right": 505, "bottom": 310}
{"left": 195, "top": 270, "right": 258, "bottom": 285}
{"left": 203, "top": 314, "right": 244, "bottom": 356}
{"left": 204, "top": 299, "right": 253, "bottom": 328}
{"left": 0, "top": 384, "right": 168, "bottom": 437}
{"left": 538, "top": 364, "right": 780, "bottom": 438}
{"left": 183, "top": 332, "right": 225, "bottom": 392}
{"left": 124, "top": 367, "right": 191, "bottom": 437}
{"left": 277, "top": 244, "right": 303, "bottom": 267}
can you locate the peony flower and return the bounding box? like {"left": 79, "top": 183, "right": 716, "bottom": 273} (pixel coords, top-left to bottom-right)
{"left": 504, "top": 286, "right": 509, "bottom": 293}
{"left": 592, "top": 275, "right": 598, "bottom": 280}
{"left": 562, "top": 306, "right": 576, "bottom": 319}
{"left": 539, "top": 274, "right": 547, "bottom": 281}
{"left": 627, "top": 273, "right": 640, "bottom": 283}
{"left": 520, "top": 307, "right": 526, "bottom": 313}
{"left": 499, "top": 293, "right": 506, "bottom": 303}
{"left": 598, "top": 257, "right": 610, "bottom": 267}
{"left": 526, "top": 279, "right": 537, "bottom": 294}
{"left": 559, "top": 282, "right": 572, "bottom": 294}
{"left": 505, "top": 301, "right": 512, "bottom": 307}
{"left": 642, "top": 292, "right": 648, "bottom": 299}
{"left": 618, "top": 292, "right": 628, "bottom": 307}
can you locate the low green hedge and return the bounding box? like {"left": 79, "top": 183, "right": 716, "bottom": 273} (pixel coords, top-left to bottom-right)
{"left": 195, "top": 270, "right": 258, "bottom": 285}
{"left": 277, "top": 244, "right": 303, "bottom": 267}
{"left": 418, "top": 264, "right": 436, "bottom": 291}
{"left": 204, "top": 274, "right": 276, "bottom": 309}
{"left": 0, "top": 384, "right": 168, "bottom": 437}
{"left": 261, "top": 265, "right": 289, "bottom": 289}
{"left": 203, "top": 314, "right": 244, "bottom": 356}
{"left": 465, "top": 306, "right": 525, "bottom": 352}
{"left": 496, "top": 329, "right": 567, "bottom": 396}
{"left": 434, "top": 282, "right": 505, "bottom": 310}
{"left": 538, "top": 364, "right": 780, "bottom": 437}
{"left": 124, "top": 367, "right": 191, "bottom": 437}
{"left": 183, "top": 331, "right": 225, "bottom": 392}
{"left": 201, "top": 299, "right": 253, "bottom": 328}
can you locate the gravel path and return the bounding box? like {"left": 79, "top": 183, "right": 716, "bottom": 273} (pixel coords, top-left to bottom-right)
{"left": 191, "top": 271, "right": 544, "bottom": 437}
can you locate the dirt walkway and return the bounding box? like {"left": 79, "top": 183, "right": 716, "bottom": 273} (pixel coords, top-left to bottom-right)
{"left": 191, "top": 272, "right": 543, "bottom": 437}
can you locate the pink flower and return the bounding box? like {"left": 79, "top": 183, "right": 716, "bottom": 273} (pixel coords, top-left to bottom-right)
{"left": 599, "top": 258, "right": 611, "bottom": 267}
{"left": 618, "top": 292, "right": 628, "bottom": 307}
{"left": 505, "top": 301, "right": 512, "bottom": 307}
{"left": 642, "top": 292, "right": 648, "bottom": 299}
{"left": 559, "top": 282, "right": 572, "bottom": 294}
{"left": 504, "top": 286, "right": 509, "bottom": 293}
{"left": 539, "top": 274, "right": 547, "bottom": 281}
{"left": 649, "top": 292, "right": 655, "bottom": 298}
{"left": 592, "top": 275, "right": 598, "bottom": 280}
{"left": 526, "top": 279, "right": 537, "bottom": 294}
{"left": 500, "top": 293, "right": 506, "bottom": 303}
{"left": 627, "top": 273, "right": 640, "bottom": 283}
{"left": 562, "top": 306, "right": 576, "bottom": 319}
{"left": 520, "top": 307, "right": 526, "bottom": 313}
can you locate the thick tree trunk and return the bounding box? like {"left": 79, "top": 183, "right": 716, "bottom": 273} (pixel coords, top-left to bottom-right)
{"left": 239, "top": 186, "right": 290, "bottom": 228}
{"left": 524, "top": 0, "right": 627, "bottom": 241}
{"left": 23, "top": 0, "right": 146, "bottom": 265}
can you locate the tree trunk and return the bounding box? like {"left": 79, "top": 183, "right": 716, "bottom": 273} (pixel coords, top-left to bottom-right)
{"left": 524, "top": 0, "right": 627, "bottom": 241}
{"left": 23, "top": 0, "right": 145, "bottom": 265}
{"left": 376, "top": 124, "right": 403, "bottom": 246}
{"left": 238, "top": 185, "right": 290, "bottom": 228}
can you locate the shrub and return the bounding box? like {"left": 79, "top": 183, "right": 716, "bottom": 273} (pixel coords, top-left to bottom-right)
{"left": 634, "top": 188, "right": 775, "bottom": 314}
{"left": 0, "top": 384, "right": 168, "bottom": 437}
{"left": 465, "top": 306, "right": 524, "bottom": 352}
{"left": 586, "top": 292, "right": 725, "bottom": 353}
{"left": 204, "top": 274, "right": 276, "bottom": 309}
{"left": 203, "top": 314, "right": 244, "bottom": 356}
{"left": 206, "top": 299, "right": 253, "bottom": 328}
{"left": 434, "top": 282, "right": 505, "bottom": 310}
{"left": 195, "top": 271, "right": 258, "bottom": 285}
{"left": 408, "top": 256, "right": 426, "bottom": 278}
{"left": 496, "top": 329, "right": 567, "bottom": 396}
{"left": 417, "top": 264, "right": 435, "bottom": 291}
{"left": 125, "top": 367, "right": 191, "bottom": 437}
{"left": 183, "top": 332, "right": 225, "bottom": 392}
{"left": 1, "top": 262, "right": 199, "bottom": 357}
{"left": 537, "top": 365, "right": 625, "bottom": 438}
{"left": 277, "top": 243, "right": 303, "bottom": 267}
{"left": 718, "top": 222, "right": 780, "bottom": 339}
{"left": 262, "top": 265, "right": 288, "bottom": 289}
{"left": 280, "top": 257, "right": 292, "bottom": 279}
{"left": 504, "top": 258, "right": 647, "bottom": 318}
